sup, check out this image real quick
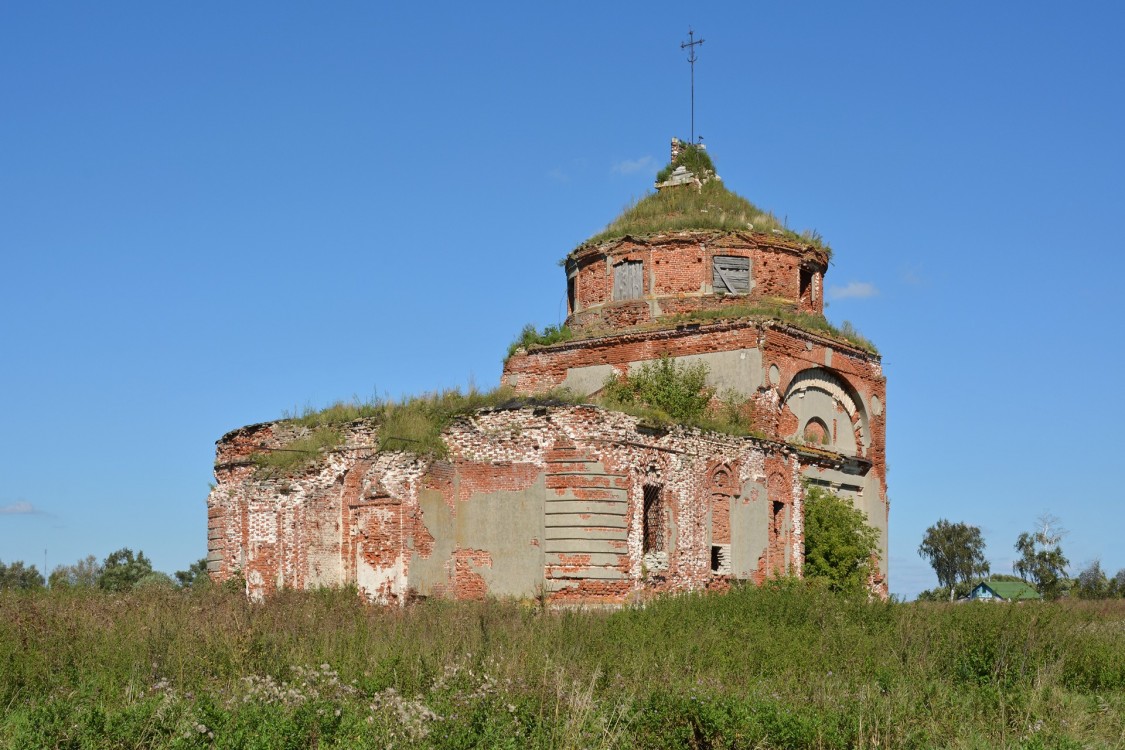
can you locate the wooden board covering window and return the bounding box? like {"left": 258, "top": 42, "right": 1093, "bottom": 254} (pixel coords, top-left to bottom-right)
{"left": 713, "top": 256, "right": 750, "bottom": 294}
{"left": 613, "top": 260, "right": 644, "bottom": 301}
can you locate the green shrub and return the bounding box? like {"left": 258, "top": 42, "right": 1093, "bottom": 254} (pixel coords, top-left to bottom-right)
{"left": 507, "top": 323, "right": 573, "bottom": 358}
{"left": 601, "top": 356, "right": 713, "bottom": 424}
{"left": 803, "top": 485, "right": 881, "bottom": 594}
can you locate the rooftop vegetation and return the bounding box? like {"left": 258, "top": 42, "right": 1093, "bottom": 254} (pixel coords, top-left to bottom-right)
{"left": 600, "top": 356, "right": 762, "bottom": 438}
{"left": 505, "top": 308, "right": 877, "bottom": 358}
{"left": 654, "top": 142, "right": 716, "bottom": 184}
{"left": 249, "top": 358, "right": 764, "bottom": 476}
{"left": 507, "top": 322, "right": 573, "bottom": 359}
{"left": 584, "top": 145, "right": 829, "bottom": 253}
{"left": 673, "top": 302, "right": 879, "bottom": 355}
{"left": 249, "top": 387, "right": 586, "bottom": 476}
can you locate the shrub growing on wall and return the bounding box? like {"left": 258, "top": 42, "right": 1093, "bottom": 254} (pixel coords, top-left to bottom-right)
{"left": 601, "top": 356, "right": 714, "bottom": 423}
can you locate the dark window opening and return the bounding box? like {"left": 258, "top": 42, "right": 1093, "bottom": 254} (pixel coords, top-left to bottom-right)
{"left": 710, "top": 543, "right": 730, "bottom": 575}
{"left": 567, "top": 276, "right": 576, "bottom": 313}
{"left": 642, "top": 484, "right": 665, "bottom": 553}
{"left": 772, "top": 501, "right": 786, "bottom": 538}
{"left": 713, "top": 256, "right": 750, "bottom": 294}
{"left": 799, "top": 268, "right": 813, "bottom": 300}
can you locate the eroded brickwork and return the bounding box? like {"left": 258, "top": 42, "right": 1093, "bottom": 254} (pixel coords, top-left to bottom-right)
{"left": 208, "top": 157, "right": 888, "bottom": 603}
{"left": 565, "top": 231, "right": 827, "bottom": 333}
{"left": 208, "top": 406, "right": 812, "bottom": 606}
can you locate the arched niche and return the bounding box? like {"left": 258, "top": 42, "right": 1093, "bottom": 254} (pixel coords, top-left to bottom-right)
{"left": 782, "top": 368, "right": 870, "bottom": 456}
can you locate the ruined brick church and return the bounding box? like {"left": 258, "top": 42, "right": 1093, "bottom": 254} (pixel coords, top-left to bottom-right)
{"left": 207, "top": 139, "right": 888, "bottom": 604}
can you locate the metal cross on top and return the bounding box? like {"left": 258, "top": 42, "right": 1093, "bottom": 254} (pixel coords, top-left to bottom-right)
{"left": 681, "top": 28, "right": 705, "bottom": 145}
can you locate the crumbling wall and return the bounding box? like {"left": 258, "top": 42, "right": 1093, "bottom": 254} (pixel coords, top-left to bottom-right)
{"left": 502, "top": 320, "right": 887, "bottom": 576}
{"left": 208, "top": 405, "right": 808, "bottom": 605}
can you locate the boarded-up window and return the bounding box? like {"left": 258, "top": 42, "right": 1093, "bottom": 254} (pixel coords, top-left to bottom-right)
{"left": 713, "top": 256, "right": 750, "bottom": 294}
{"left": 613, "top": 260, "right": 644, "bottom": 301}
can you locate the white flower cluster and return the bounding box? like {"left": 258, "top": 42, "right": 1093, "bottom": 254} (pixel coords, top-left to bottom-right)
{"left": 367, "top": 686, "right": 440, "bottom": 741}
{"left": 234, "top": 663, "right": 359, "bottom": 707}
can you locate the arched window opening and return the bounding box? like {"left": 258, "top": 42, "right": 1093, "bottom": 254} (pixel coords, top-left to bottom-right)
{"left": 803, "top": 417, "right": 830, "bottom": 446}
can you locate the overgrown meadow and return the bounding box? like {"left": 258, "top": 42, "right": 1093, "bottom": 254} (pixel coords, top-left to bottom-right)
{"left": 3, "top": 584, "right": 1124, "bottom": 749}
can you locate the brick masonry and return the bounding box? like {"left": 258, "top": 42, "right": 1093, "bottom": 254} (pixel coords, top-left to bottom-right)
{"left": 207, "top": 406, "right": 829, "bottom": 605}
{"left": 208, "top": 175, "right": 887, "bottom": 604}
{"left": 565, "top": 231, "right": 827, "bottom": 333}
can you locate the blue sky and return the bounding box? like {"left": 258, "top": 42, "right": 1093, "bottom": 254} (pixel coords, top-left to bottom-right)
{"left": 2, "top": 3, "right": 1122, "bottom": 599}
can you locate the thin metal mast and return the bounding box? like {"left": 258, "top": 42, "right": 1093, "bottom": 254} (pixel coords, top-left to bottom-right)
{"left": 681, "top": 28, "right": 705, "bottom": 144}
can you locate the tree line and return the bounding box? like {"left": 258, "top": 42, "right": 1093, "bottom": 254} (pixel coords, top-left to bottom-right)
{"left": 916, "top": 514, "right": 1124, "bottom": 601}
{"left": 0, "top": 550, "right": 209, "bottom": 592}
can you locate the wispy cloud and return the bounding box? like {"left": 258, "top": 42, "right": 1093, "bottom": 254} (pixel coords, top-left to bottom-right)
{"left": 827, "top": 281, "right": 878, "bottom": 301}
{"left": 0, "top": 501, "right": 41, "bottom": 515}
{"left": 900, "top": 266, "right": 923, "bottom": 285}
{"left": 612, "top": 155, "right": 656, "bottom": 175}
{"left": 546, "top": 167, "right": 570, "bottom": 183}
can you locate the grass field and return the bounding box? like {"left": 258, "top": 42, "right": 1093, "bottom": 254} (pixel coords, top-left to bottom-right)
{"left": 2, "top": 583, "right": 1124, "bottom": 749}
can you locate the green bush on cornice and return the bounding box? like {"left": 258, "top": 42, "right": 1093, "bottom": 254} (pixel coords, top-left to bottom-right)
{"left": 507, "top": 322, "right": 573, "bottom": 359}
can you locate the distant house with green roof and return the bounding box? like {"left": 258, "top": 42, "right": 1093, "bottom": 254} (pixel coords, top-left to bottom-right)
{"left": 964, "top": 580, "right": 1041, "bottom": 602}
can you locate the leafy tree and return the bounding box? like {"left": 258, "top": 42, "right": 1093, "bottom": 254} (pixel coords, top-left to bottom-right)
{"left": 1013, "top": 515, "right": 1070, "bottom": 600}
{"left": 175, "top": 558, "right": 211, "bottom": 589}
{"left": 601, "top": 356, "right": 713, "bottom": 423}
{"left": 1109, "top": 569, "right": 1125, "bottom": 598}
{"left": 916, "top": 583, "right": 970, "bottom": 602}
{"left": 1073, "top": 560, "right": 1110, "bottom": 600}
{"left": 97, "top": 548, "right": 154, "bottom": 592}
{"left": 0, "top": 560, "right": 45, "bottom": 590}
{"left": 803, "top": 485, "right": 881, "bottom": 595}
{"left": 134, "top": 571, "right": 177, "bottom": 590}
{"left": 49, "top": 554, "right": 103, "bottom": 589}
{"left": 917, "top": 519, "right": 990, "bottom": 601}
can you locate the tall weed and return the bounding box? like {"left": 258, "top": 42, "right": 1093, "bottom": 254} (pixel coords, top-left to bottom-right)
{"left": 3, "top": 586, "right": 1124, "bottom": 748}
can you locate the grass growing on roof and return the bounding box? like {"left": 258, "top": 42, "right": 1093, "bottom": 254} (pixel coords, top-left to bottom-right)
{"left": 252, "top": 427, "right": 344, "bottom": 477}
{"left": 250, "top": 386, "right": 588, "bottom": 475}
{"left": 585, "top": 145, "right": 829, "bottom": 252}
{"left": 654, "top": 142, "right": 716, "bottom": 184}
{"left": 675, "top": 302, "right": 879, "bottom": 355}
{"left": 249, "top": 362, "right": 768, "bottom": 477}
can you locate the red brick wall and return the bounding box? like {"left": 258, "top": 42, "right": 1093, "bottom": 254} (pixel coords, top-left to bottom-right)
{"left": 502, "top": 320, "right": 887, "bottom": 513}
{"left": 208, "top": 405, "right": 811, "bottom": 606}
{"left": 566, "top": 231, "right": 828, "bottom": 330}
